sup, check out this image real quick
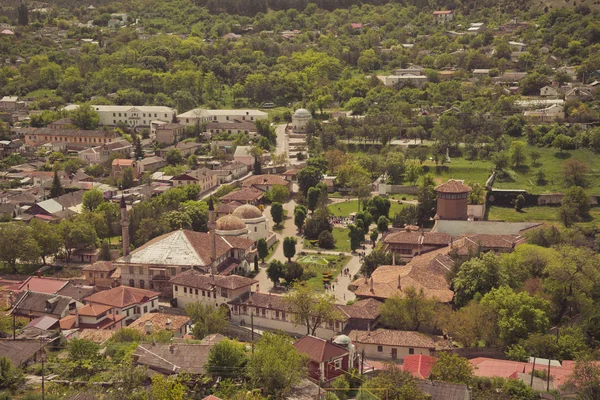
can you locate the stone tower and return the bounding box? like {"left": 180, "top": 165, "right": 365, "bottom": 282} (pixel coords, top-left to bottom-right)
{"left": 434, "top": 179, "right": 472, "bottom": 221}
{"left": 208, "top": 196, "right": 217, "bottom": 274}
{"left": 120, "top": 195, "right": 130, "bottom": 256}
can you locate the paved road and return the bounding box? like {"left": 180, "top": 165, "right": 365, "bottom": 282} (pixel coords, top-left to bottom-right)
{"left": 275, "top": 124, "right": 289, "bottom": 159}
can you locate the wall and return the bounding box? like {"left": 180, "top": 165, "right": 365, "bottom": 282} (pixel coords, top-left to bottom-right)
{"left": 172, "top": 283, "right": 252, "bottom": 310}
{"left": 378, "top": 184, "right": 419, "bottom": 195}
{"left": 355, "top": 342, "right": 433, "bottom": 361}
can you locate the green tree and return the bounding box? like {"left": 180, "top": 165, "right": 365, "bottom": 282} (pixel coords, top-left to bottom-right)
{"left": 185, "top": 302, "right": 228, "bottom": 339}
{"left": 294, "top": 207, "right": 307, "bottom": 233}
{"left": 187, "top": 154, "right": 198, "bottom": 169}
{"left": 297, "top": 166, "right": 323, "bottom": 196}
{"left": 567, "top": 357, "right": 600, "bottom": 399}
{"left": 66, "top": 339, "right": 102, "bottom": 378}
{"left": 453, "top": 252, "right": 504, "bottom": 308}
{"left": 253, "top": 158, "right": 262, "bottom": 175}
{"left": 307, "top": 187, "right": 320, "bottom": 212}
{"left": 348, "top": 224, "right": 364, "bottom": 252}
{"left": 416, "top": 174, "right": 436, "bottom": 224}
{"left": 530, "top": 150, "right": 541, "bottom": 165}
{"left": 267, "top": 260, "right": 285, "bottom": 286}
{"left": 362, "top": 363, "right": 428, "bottom": 400}
{"left": 271, "top": 202, "right": 284, "bottom": 226}
{"left": 562, "top": 186, "right": 591, "bottom": 218}
{"left": 150, "top": 374, "right": 185, "bottom": 400}
{"left": 376, "top": 216, "right": 389, "bottom": 233}
{"left": 206, "top": 339, "right": 248, "bottom": 379}
{"left": 380, "top": 287, "right": 438, "bottom": 331}
{"left": 50, "top": 170, "right": 64, "bottom": 198}
{"left": 70, "top": 104, "right": 99, "bottom": 130}
{"left": 268, "top": 184, "right": 290, "bottom": 203}
{"left": 30, "top": 219, "right": 61, "bottom": 265}
{"left": 510, "top": 140, "right": 527, "bottom": 167}
{"left": 121, "top": 167, "right": 134, "bottom": 189}
{"left": 304, "top": 208, "right": 332, "bottom": 240}
{"left": 563, "top": 158, "right": 589, "bottom": 187}
{"left": 283, "top": 262, "right": 303, "bottom": 284}
{"left": 552, "top": 134, "right": 572, "bottom": 155}
{"left": 0, "top": 223, "right": 40, "bottom": 272}
{"left": 166, "top": 149, "right": 183, "bottom": 165}
{"left": 0, "top": 356, "right": 24, "bottom": 392}
{"left": 514, "top": 194, "right": 525, "bottom": 211}
{"left": 82, "top": 188, "right": 104, "bottom": 212}
{"left": 283, "top": 283, "right": 341, "bottom": 336}
{"left": 247, "top": 333, "right": 307, "bottom": 398}
{"left": 429, "top": 352, "right": 474, "bottom": 385}
{"left": 283, "top": 237, "right": 297, "bottom": 263}
{"left": 59, "top": 218, "right": 98, "bottom": 262}
{"left": 370, "top": 229, "right": 379, "bottom": 244}
{"left": 360, "top": 248, "right": 392, "bottom": 277}
{"left": 318, "top": 230, "right": 335, "bottom": 249}
{"left": 257, "top": 238, "right": 268, "bottom": 263}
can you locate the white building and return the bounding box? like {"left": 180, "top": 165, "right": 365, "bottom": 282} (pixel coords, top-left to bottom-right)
{"left": 232, "top": 204, "right": 269, "bottom": 242}
{"left": 378, "top": 75, "right": 428, "bottom": 88}
{"left": 177, "top": 108, "right": 268, "bottom": 126}
{"left": 291, "top": 108, "right": 312, "bottom": 133}
{"left": 65, "top": 105, "right": 176, "bottom": 127}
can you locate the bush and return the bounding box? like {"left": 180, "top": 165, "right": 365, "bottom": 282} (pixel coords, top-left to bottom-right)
{"left": 300, "top": 270, "right": 317, "bottom": 281}
{"left": 318, "top": 231, "right": 336, "bottom": 249}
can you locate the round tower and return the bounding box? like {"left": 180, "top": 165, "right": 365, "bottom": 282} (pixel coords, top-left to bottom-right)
{"left": 434, "top": 179, "right": 472, "bottom": 221}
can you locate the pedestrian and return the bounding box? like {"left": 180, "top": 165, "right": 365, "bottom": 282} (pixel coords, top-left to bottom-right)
{"left": 332, "top": 284, "right": 335, "bottom": 290}
{"left": 343, "top": 293, "right": 346, "bottom": 300}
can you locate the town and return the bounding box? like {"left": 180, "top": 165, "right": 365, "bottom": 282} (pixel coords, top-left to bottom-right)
{"left": 0, "top": 0, "right": 600, "bottom": 399}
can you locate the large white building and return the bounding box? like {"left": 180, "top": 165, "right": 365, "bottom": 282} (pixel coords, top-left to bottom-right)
{"left": 177, "top": 108, "right": 268, "bottom": 126}
{"left": 65, "top": 105, "right": 176, "bottom": 127}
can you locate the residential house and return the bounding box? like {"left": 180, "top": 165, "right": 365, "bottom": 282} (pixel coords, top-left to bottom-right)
{"left": 48, "top": 118, "right": 75, "bottom": 129}
{"left": 565, "top": 87, "right": 593, "bottom": 101}
{"left": 170, "top": 269, "right": 257, "bottom": 309}
{"left": 472, "top": 69, "right": 490, "bottom": 79}
{"left": 112, "top": 158, "right": 139, "bottom": 179}
{"left": 403, "top": 354, "right": 437, "bottom": 379}
{"left": 128, "top": 313, "right": 191, "bottom": 338}
{"left": 17, "top": 315, "right": 60, "bottom": 340}
{"left": 418, "top": 381, "right": 472, "bottom": 400}
{"left": 0, "top": 203, "right": 19, "bottom": 219}
{"left": 220, "top": 187, "right": 264, "bottom": 205}
{"left": 432, "top": 10, "right": 453, "bottom": 24}
{"left": 83, "top": 285, "right": 160, "bottom": 325}
{"left": 208, "top": 161, "right": 249, "bottom": 184}
{"left": 155, "top": 123, "right": 185, "bottom": 145}
{"left": 23, "top": 128, "right": 120, "bottom": 149}
{"left": 81, "top": 261, "right": 121, "bottom": 288}
{"left": 467, "top": 22, "right": 485, "bottom": 33}
{"left": 11, "top": 291, "right": 81, "bottom": 320}
{"left": 508, "top": 41, "right": 526, "bottom": 52}
{"left": 207, "top": 121, "right": 258, "bottom": 137}
{"left": 378, "top": 75, "right": 428, "bottom": 88}
{"left": 177, "top": 108, "right": 267, "bottom": 126}
{"left": 215, "top": 201, "right": 243, "bottom": 217}
{"left": 393, "top": 66, "right": 425, "bottom": 76}
{"left": 25, "top": 190, "right": 85, "bottom": 219}
{"left": 457, "top": 234, "right": 522, "bottom": 257}
{"left": 77, "top": 140, "right": 132, "bottom": 165}
{"left": 349, "top": 329, "right": 450, "bottom": 361}
{"left": 158, "top": 141, "right": 202, "bottom": 158}
{"left": 59, "top": 303, "right": 125, "bottom": 331}
{"left": 233, "top": 145, "right": 255, "bottom": 166}
{"left": 540, "top": 86, "right": 561, "bottom": 98}
{"left": 0, "top": 96, "right": 25, "bottom": 111}
{"left": 0, "top": 139, "right": 24, "bottom": 157}
{"left": 133, "top": 340, "right": 224, "bottom": 375}
{"left": 335, "top": 298, "right": 381, "bottom": 332}
{"left": 116, "top": 229, "right": 255, "bottom": 297}
{"left": 0, "top": 341, "right": 46, "bottom": 367}
{"left": 382, "top": 229, "right": 451, "bottom": 262}
{"left": 493, "top": 72, "right": 527, "bottom": 84}
{"left": 65, "top": 105, "right": 176, "bottom": 127}
{"left": 170, "top": 168, "right": 217, "bottom": 192}
{"left": 242, "top": 174, "right": 291, "bottom": 192}
{"left": 9, "top": 276, "right": 69, "bottom": 294}
{"left": 294, "top": 335, "right": 358, "bottom": 383}
{"left": 523, "top": 104, "right": 565, "bottom": 122}
{"left": 137, "top": 156, "right": 167, "bottom": 174}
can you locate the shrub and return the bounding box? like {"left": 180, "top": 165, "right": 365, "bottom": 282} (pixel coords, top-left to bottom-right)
{"left": 318, "top": 231, "right": 336, "bottom": 249}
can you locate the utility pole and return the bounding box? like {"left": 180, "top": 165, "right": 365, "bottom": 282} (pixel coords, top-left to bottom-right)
{"left": 40, "top": 338, "right": 45, "bottom": 400}
{"left": 251, "top": 312, "right": 254, "bottom": 354}
{"left": 530, "top": 357, "right": 536, "bottom": 387}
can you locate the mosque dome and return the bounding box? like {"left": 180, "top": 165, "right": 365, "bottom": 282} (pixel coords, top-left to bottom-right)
{"left": 216, "top": 214, "right": 247, "bottom": 231}
{"left": 293, "top": 108, "right": 312, "bottom": 119}
{"left": 232, "top": 204, "right": 263, "bottom": 220}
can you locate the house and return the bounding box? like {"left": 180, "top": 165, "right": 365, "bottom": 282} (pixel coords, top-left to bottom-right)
{"left": 349, "top": 329, "right": 449, "bottom": 361}
{"left": 523, "top": 104, "right": 565, "bottom": 122}
{"left": 77, "top": 140, "right": 132, "bottom": 165}
{"left": 565, "top": 87, "right": 593, "bottom": 101}
{"left": 11, "top": 291, "right": 81, "bottom": 320}
{"left": 0, "top": 340, "right": 46, "bottom": 367}
{"left": 127, "top": 312, "right": 191, "bottom": 338}
{"left": 158, "top": 141, "right": 203, "bottom": 158}
{"left": 177, "top": 108, "right": 267, "bottom": 126}
{"left": 418, "top": 381, "right": 472, "bottom": 400}
{"left": 382, "top": 229, "right": 451, "bottom": 261}
{"left": 508, "top": 41, "right": 526, "bottom": 52}
{"left": 220, "top": 187, "right": 264, "bottom": 204}
{"left": 137, "top": 156, "right": 167, "bottom": 174}
{"left": 23, "top": 128, "right": 121, "bottom": 149}
{"left": 215, "top": 201, "right": 243, "bottom": 217}
{"left": 59, "top": 303, "right": 125, "bottom": 331}
{"left": 170, "top": 168, "right": 217, "bottom": 192}
{"left": 133, "top": 340, "right": 224, "bottom": 375}
{"left": 540, "top": 86, "right": 560, "bottom": 98}
{"left": 392, "top": 66, "right": 425, "bottom": 76}
{"left": 170, "top": 269, "right": 257, "bottom": 309}
{"left": 9, "top": 276, "right": 70, "bottom": 294}
{"left": 403, "top": 354, "right": 437, "bottom": 379}
{"left": 25, "top": 190, "right": 85, "bottom": 219}
{"left": 335, "top": 298, "right": 381, "bottom": 332}
{"left": 242, "top": 174, "right": 291, "bottom": 192}
{"left": 112, "top": 158, "right": 139, "bottom": 179}
{"left": 18, "top": 315, "right": 60, "bottom": 340}
{"left": 294, "top": 335, "right": 358, "bottom": 382}
{"left": 432, "top": 10, "right": 453, "bottom": 24}
{"left": 116, "top": 229, "right": 255, "bottom": 297}
{"left": 208, "top": 161, "right": 249, "bottom": 184}
{"left": 81, "top": 261, "right": 121, "bottom": 288}
{"left": 65, "top": 105, "right": 176, "bottom": 127}
{"left": 378, "top": 75, "right": 428, "bottom": 88}
{"left": 0, "top": 96, "right": 24, "bottom": 111}
{"left": 206, "top": 121, "right": 258, "bottom": 137}
{"left": 233, "top": 145, "right": 255, "bottom": 166}
{"left": 48, "top": 118, "right": 75, "bottom": 129}
{"left": 155, "top": 123, "right": 185, "bottom": 145}
{"left": 83, "top": 286, "right": 160, "bottom": 324}
{"left": 493, "top": 72, "right": 527, "bottom": 84}
{"left": 0, "top": 203, "right": 19, "bottom": 219}
{"left": 467, "top": 22, "right": 485, "bottom": 33}
{"left": 457, "top": 234, "right": 522, "bottom": 256}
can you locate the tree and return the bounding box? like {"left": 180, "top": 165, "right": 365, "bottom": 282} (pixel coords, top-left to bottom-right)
{"left": 307, "top": 187, "right": 320, "bottom": 212}
{"left": 563, "top": 158, "right": 589, "bottom": 187}
{"left": 370, "top": 229, "right": 379, "bottom": 244}
{"left": 530, "top": 150, "right": 541, "bottom": 165}
{"left": 187, "top": 154, "right": 198, "bottom": 169}
{"left": 362, "top": 363, "right": 428, "bottom": 400}
{"left": 0, "top": 223, "right": 40, "bottom": 272}
{"left": 283, "top": 237, "right": 297, "bottom": 262}
{"left": 318, "top": 231, "right": 335, "bottom": 249}
{"left": 510, "top": 140, "right": 527, "bottom": 167}
{"left": 376, "top": 216, "right": 389, "bottom": 233}
{"left": 30, "top": 219, "right": 61, "bottom": 265}
{"left": 348, "top": 224, "right": 364, "bottom": 252}
{"left": 297, "top": 166, "right": 323, "bottom": 196}
{"left": 360, "top": 248, "right": 392, "bottom": 277}
{"left": 257, "top": 238, "right": 268, "bottom": 263}
{"left": 50, "top": 170, "right": 64, "bottom": 198}
{"left": 492, "top": 151, "right": 509, "bottom": 171}
{"left": 268, "top": 185, "right": 290, "bottom": 203}
{"left": 150, "top": 374, "right": 185, "bottom": 400}
{"left": 206, "top": 339, "right": 247, "bottom": 379}
{"left": 267, "top": 260, "right": 285, "bottom": 286}
{"left": 416, "top": 174, "right": 437, "bottom": 224}
{"left": 504, "top": 115, "right": 526, "bottom": 137}
{"left": 121, "top": 167, "right": 134, "bottom": 189}
{"left": 66, "top": 339, "right": 102, "bottom": 378}
{"left": 70, "top": 104, "right": 99, "bottom": 130}
{"left": 284, "top": 283, "right": 341, "bottom": 335}
{"left": 247, "top": 333, "right": 307, "bottom": 398}
{"left": 283, "top": 262, "right": 303, "bottom": 284}
{"left": 563, "top": 186, "right": 591, "bottom": 218}
{"left": 380, "top": 288, "right": 438, "bottom": 331}
{"left": 294, "top": 207, "right": 307, "bottom": 233}
{"left": 304, "top": 208, "right": 332, "bottom": 240}
{"left": 429, "top": 352, "right": 473, "bottom": 385}
{"left": 270, "top": 202, "right": 284, "bottom": 226}
{"left": 552, "top": 134, "right": 572, "bottom": 155}
{"left": 82, "top": 188, "right": 104, "bottom": 212}
{"left": 0, "top": 356, "right": 24, "bottom": 392}
{"left": 185, "top": 302, "right": 228, "bottom": 339}
{"left": 17, "top": 2, "right": 28, "bottom": 26}
{"left": 514, "top": 194, "right": 525, "bottom": 211}
{"left": 59, "top": 218, "right": 98, "bottom": 262}
{"left": 166, "top": 149, "right": 183, "bottom": 165}
{"left": 253, "top": 158, "right": 262, "bottom": 175}
{"left": 566, "top": 357, "right": 600, "bottom": 399}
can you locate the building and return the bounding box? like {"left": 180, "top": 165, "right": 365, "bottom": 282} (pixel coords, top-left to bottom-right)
{"left": 540, "top": 86, "right": 560, "bottom": 98}
{"left": 207, "top": 121, "right": 258, "bottom": 137}
{"left": 379, "top": 75, "right": 428, "bottom": 88}
{"left": 291, "top": 108, "right": 312, "bottom": 133}
{"left": 434, "top": 179, "right": 472, "bottom": 221}
{"left": 81, "top": 261, "right": 121, "bottom": 288}
{"left": 112, "top": 158, "right": 139, "bottom": 179}
{"left": 231, "top": 204, "right": 269, "bottom": 242}
{"left": 467, "top": 22, "right": 485, "bottom": 33}
{"left": 472, "top": 69, "right": 490, "bottom": 79}
{"left": 11, "top": 291, "right": 81, "bottom": 320}
{"left": 177, "top": 108, "right": 267, "bottom": 126}
{"left": 392, "top": 66, "right": 426, "bottom": 76}
{"left": 68, "top": 105, "right": 177, "bottom": 127}
{"left": 220, "top": 187, "right": 264, "bottom": 204}
{"left": 382, "top": 228, "right": 451, "bottom": 262}
{"left": 349, "top": 329, "right": 449, "bottom": 361}
{"left": 170, "top": 168, "right": 217, "bottom": 192}
{"left": 23, "top": 128, "right": 120, "bottom": 148}
{"left": 432, "top": 10, "right": 453, "bottom": 23}
{"left": 208, "top": 161, "right": 249, "bottom": 184}
{"left": 403, "top": 354, "right": 437, "bottom": 379}
{"left": 565, "top": 87, "right": 593, "bottom": 101}
{"left": 523, "top": 104, "right": 565, "bottom": 122}
{"left": 294, "top": 335, "right": 358, "bottom": 382}
{"left": 170, "top": 269, "right": 257, "bottom": 309}
{"left": 59, "top": 303, "right": 125, "bottom": 331}
{"left": 233, "top": 145, "right": 255, "bottom": 167}
{"left": 77, "top": 140, "right": 132, "bottom": 165}
{"left": 418, "top": 381, "right": 472, "bottom": 400}
{"left": 0, "top": 341, "right": 46, "bottom": 367}
{"left": 155, "top": 123, "right": 186, "bottom": 145}
{"left": 0, "top": 96, "right": 22, "bottom": 111}
{"left": 83, "top": 285, "right": 160, "bottom": 325}
{"left": 242, "top": 174, "right": 291, "bottom": 192}
{"left": 133, "top": 340, "right": 224, "bottom": 375}
{"left": 137, "top": 156, "right": 167, "bottom": 174}
{"left": 128, "top": 312, "right": 191, "bottom": 338}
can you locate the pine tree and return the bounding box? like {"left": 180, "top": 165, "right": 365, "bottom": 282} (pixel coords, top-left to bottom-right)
{"left": 17, "top": 2, "right": 29, "bottom": 26}
{"left": 50, "top": 171, "right": 64, "bottom": 198}
{"left": 133, "top": 134, "right": 143, "bottom": 160}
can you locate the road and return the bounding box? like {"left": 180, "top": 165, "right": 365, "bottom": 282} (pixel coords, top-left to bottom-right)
{"left": 275, "top": 124, "right": 289, "bottom": 159}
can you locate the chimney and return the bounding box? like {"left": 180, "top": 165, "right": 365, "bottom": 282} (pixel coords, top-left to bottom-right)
{"left": 370, "top": 277, "right": 374, "bottom": 293}
{"left": 145, "top": 320, "right": 153, "bottom": 335}
{"left": 165, "top": 318, "right": 172, "bottom": 331}
{"left": 37, "top": 270, "right": 41, "bottom": 278}
{"left": 75, "top": 308, "right": 79, "bottom": 328}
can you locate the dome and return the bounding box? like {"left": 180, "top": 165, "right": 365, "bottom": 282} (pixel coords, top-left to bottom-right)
{"left": 333, "top": 335, "right": 351, "bottom": 346}
{"left": 216, "top": 215, "right": 247, "bottom": 231}
{"left": 233, "top": 204, "right": 263, "bottom": 220}
{"left": 293, "top": 108, "right": 312, "bottom": 118}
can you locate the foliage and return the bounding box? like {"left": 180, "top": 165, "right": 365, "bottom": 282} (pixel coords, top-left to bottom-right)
{"left": 294, "top": 206, "right": 307, "bottom": 233}
{"left": 380, "top": 288, "right": 438, "bottom": 331}
{"left": 362, "top": 363, "right": 428, "bottom": 400}
{"left": 563, "top": 158, "right": 589, "bottom": 188}
{"left": 65, "top": 339, "right": 102, "bottom": 378}
{"left": 270, "top": 202, "right": 284, "bottom": 226}
{"left": 360, "top": 248, "right": 392, "bottom": 277}
{"left": 206, "top": 339, "right": 248, "bottom": 379}
{"left": 283, "top": 236, "right": 297, "bottom": 262}
{"left": 283, "top": 282, "right": 341, "bottom": 336}
{"left": 267, "top": 260, "right": 285, "bottom": 286}
{"left": 318, "top": 230, "right": 336, "bottom": 249}
{"left": 297, "top": 166, "right": 323, "bottom": 196}
{"left": 266, "top": 184, "right": 290, "bottom": 203}
{"left": 50, "top": 171, "right": 64, "bottom": 198}
{"left": 82, "top": 188, "right": 104, "bottom": 212}
{"left": 0, "top": 356, "right": 24, "bottom": 392}
{"left": 0, "top": 222, "right": 40, "bottom": 272}
{"left": 257, "top": 238, "right": 268, "bottom": 263}
{"left": 452, "top": 252, "right": 504, "bottom": 308}
{"left": 429, "top": 352, "right": 474, "bottom": 385}
{"left": 304, "top": 207, "right": 332, "bottom": 240}
{"left": 185, "top": 302, "right": 228, "bottom": 340}
{"left": 150, "top": 374, "right": 186, "bottom": 400}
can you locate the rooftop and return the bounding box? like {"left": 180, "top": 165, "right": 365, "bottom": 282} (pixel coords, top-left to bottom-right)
{"left": 84, "top": 286, "right": 159, "bottom": 308}
{"left": 349, "top": 329, "right": 447, "bottom": 349}
{"left": 294, "top": 335, "right": 348, "bottom": 363}
{"left": 434, "top": 180, "right": 472, "bottom": 193}
{"left": 128, "top": 312, "right": 191, "bottom": 335}
{"left": 134, "top": 342, "right": 223, "bottom": 375}
{"left": 169, "top": 269, "right": 257, "bottom": 290}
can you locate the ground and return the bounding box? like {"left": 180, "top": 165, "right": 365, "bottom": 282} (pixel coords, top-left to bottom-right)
{"left": 296, "top": 254, "right": 351, "bottom": 291}
{"left": 327, "top": 199, "right": 407, "bottom": 217}
{"left": 303, "top": 227, "right": 352, "bottom": 253}
{"left": 488, "top": 205, "right": 600, "bottom": 227}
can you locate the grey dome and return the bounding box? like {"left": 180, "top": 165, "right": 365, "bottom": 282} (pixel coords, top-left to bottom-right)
{"left": 293, "top": 108, "right": 312, "bottom": 118}
{"left": 333, "top": 335, "right": 351, "bottom": 345}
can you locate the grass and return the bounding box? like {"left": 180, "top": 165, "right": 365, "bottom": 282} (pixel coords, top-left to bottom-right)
{"left": 264, "top": 240, "right": 279, "bottom": 262}
{"left": 297, "top": 254, "right": 351, "bottom": 291}
{"left": 303, "top": 227, "right": 352, "bottom": 253}
{"left": 327, "top": 200, "right": 407, "bottom": 218}
{"left": 487, "top": 205, "right": 600, "bottom": 227}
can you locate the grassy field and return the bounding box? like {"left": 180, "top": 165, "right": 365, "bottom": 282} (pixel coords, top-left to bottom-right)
{"left": 487, "top": 205, "right": 600, "bottom": 227}
{"left": 303, "top": 227, "right": 352, "bottom": 252}
{"left": 296, "top": 254, "right": 350, "bottom": 291}
{"left": 327, "top": 200, "right": 407, "bottom": 217}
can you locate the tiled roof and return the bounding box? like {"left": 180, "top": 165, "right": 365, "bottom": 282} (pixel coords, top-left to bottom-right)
{"left": 12, "top": 291, "right": 75, "bottom": 318}
{"left": 134, "top": 343, "right": 215, "bottom": 374}
{"left": 25, "top": 315, "right": 59, "bottom": 331}
{"left": 434, "top": 180, "right": 472, "bottom": 193}
{"left": 242, "top": 174, "right": 289, "bottom": 188}
{"left": 77, "top": 329, "right": 116, "bottom": 343}
{"left": 26, "top": 127, "right": 119, "bottom": 139}
{"left": 128, "top": 312, "right": 190, "bottom": 335}
{"left": 417, "top": 381, "right": 471, "bottom": 400}
{"left": 349, "top": 329, "right": 444, "bottom": 349}
{"left": 384, "top": 231, "right": 451, "bottom": 246}
{"left": 221, "top": 187, "right": 264, "bottom": 202}
{"left": 229, "top": 291, "right": 288, "bottom": 310}
{"left": 202, "top": 396, "right": 223, "bottom": 400}
{"left": 0, "top": 340, "right": 42, "bottom": 366}
{"left": 294, "top": 335, "right": 348, "bottom": 363}
{"left": 112, "top": 159, "right": 134, "bottom": 166}
{"left": 76, "top": 303, "right": 112, "bottom": 317}
{"left": 216, "top": 201, "right": 242, "bottom": 214}
{"left": 403, "top": 354, "right": 437, "bottom": 379}
{"left": 56, "top": 283, "right": 96, "bottom": 302}
{"left": 12, "top": 276, "right": 68, "bottom": 294}
{"left": 169, "top": 269, "right": 257, "bottom": 290}
{"left": 82, "top": 261, "right": 116, "bottom": 273}
{"left": 84, "top": 286, "right": 159, "bottom": 308}
{"left": 337, "top": 298, "right": 381, "bottom": 320}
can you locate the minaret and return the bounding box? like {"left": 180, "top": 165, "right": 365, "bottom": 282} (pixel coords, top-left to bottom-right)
{"left": 208, "top": 196, "right": 217, "bottom": 274}
{"left": 120, "top": 195, "right": 130, "bottom": 256}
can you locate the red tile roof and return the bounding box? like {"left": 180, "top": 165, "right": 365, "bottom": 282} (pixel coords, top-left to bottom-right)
{"left": 82, "top": 261, "right": 116, "bottom": 273}
{"left": 84, "top": 286, "right": 160, "bottom": 308}
{"left": 384, "top": 231, "right": 451, "bottom": 246}
{"left": 202, "top": 396, "right": 222, "bottom": 400}
{"left": 11, "top": 276, "right": 68, "bottom": 294}
{"left": 403, "top": 354, "right": 437, "bottom": 379}
{"left": 77, "top": 303, "right": 112, "bottom": 317}
{"left": 220, "top": 187, "right": 264, "bottom": 203}
{"left": 242, "top": 174, "right": 289, "bottom": 188}
{"left": 434, "top": 180, "right": 472, "bottom": 193}
{"left": 294, "top": 335, "right": 348, "bottom": 363}
{"left": 349, "top": 329, "right": 447, "bottom": 349}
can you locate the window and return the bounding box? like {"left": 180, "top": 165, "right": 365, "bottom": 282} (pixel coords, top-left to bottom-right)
{"left": 174, "top": 285, "right": 178, "bottom": 292}
{"left": 261, "top": 308, "right": 266, "bottom": 316}
{"left": 334, "top": 359, "right": 342, "bottom": 370}
{"left": 281, "top": 312, "right": 285, "bottom": 320}
{"left": 100, "top": 273, "right": 104, "bottom": 278}
{"left": 275, "top": 311, "right": 279, "bottom": 319}
{"left": 213, "top": 291, "right": 216, "bottom": 299}
{"left": 202, "top": 290, "right": 205, "bottom": 297}
{"left": 143, "top": 306, "right": 148, "bottom": 313}
{"left": 138, "top": 267, "right": 143, "bottom": 275}
{"left": 88, "top": 273, "right": 93, "bottom": 278}
{"left": 377, "top": 346, "right": 383, "bottom": 352}
{"left": 129, "top": 279, "right": 135, "bottom": 287}
{"left": 126, "top": 309, "right": 130, "bottom": 316}
{"left": 195, "top": 289, "right": 198, "bottom": 295}
{"left": 139, "top": 280, "right": 145, "bottom": 289}
{"left": 409, "top": 348, "right": 415, "bottom": 355}
{"left": 170, "top": 269, "right": 176, "bottom": 276}
{"left": 221, "top": 288, "right": 228, "bottom": 298}
{"left": 243, "top": 306, "right": 247, "bottom": 313}
{"left": 184, "top": 287, "right": 187, "bottom": 293}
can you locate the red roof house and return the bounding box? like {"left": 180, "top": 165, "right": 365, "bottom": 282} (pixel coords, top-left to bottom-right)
{"left": 294, "top": 335, "right": 357, "bottom": 382}
{"left": 403, "top": 354, "right": 437, "bottom": 379}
